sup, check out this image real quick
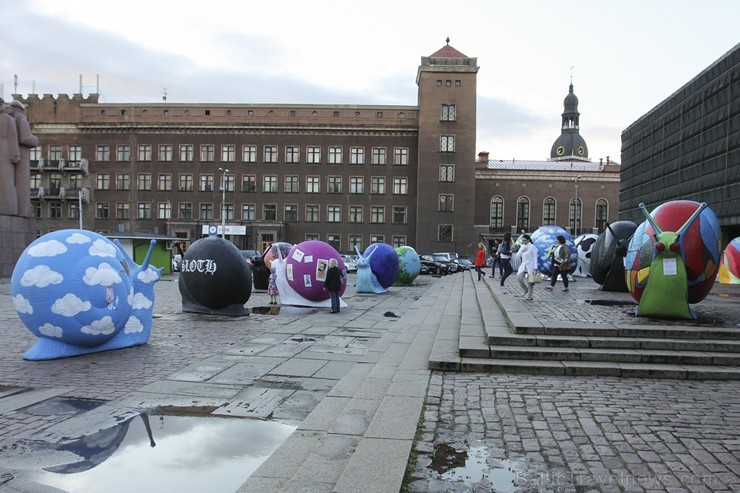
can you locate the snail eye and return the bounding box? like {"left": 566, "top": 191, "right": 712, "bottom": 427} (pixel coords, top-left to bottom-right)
{"left": 669, "top": 243, "right": 681, "bottom": 253}
{"left": 655, "top": 243, "right": 666, "bottom": 251}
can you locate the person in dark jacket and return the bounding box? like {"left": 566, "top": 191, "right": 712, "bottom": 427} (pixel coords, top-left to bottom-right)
{"left": 324, "top": 258, "right": 343, "bottom": 313}
{"left": 499, "top": 232, "right": 514, "bottom": 286}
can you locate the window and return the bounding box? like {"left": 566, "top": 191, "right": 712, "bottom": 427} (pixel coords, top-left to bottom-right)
{"left": 307, "top": 146, "right": 321, "bottom": 164}
{"left": 49, "top": 145, "right": 62, "bottom": 161}
{"left": 285, "top": 146, "right": 300, "bottom": 163}
{"left": 200, "top": 174, "right": 214, "bottom": 192}
{"left": 393, "top": 177, "right": 408, "bottom": 195}
{"left": 596, "top": 199, "right": 608, "bottom": 233}
{"left": 200, "top": 145, "right": 215, "bottom": 162}
{"left": 327, "top": 235, "right": 340, "bottom": 251}
{"left": 263, "top": 145, "right": 278, "bottom": 163}
{"left": 305, "top": 205, "right": 320, "bottom": 222}
{"left": 439, "top": 194, "right": 454, "bottom": 212}
{"left": 328, "top": 146, "right": 342, "bottom": 165}
{"left": 284, "top": 204, "right": 298, "bottom": 221}
{"left": 328, "top": 176, "right": 342, "bottom": 193}
{"left": 543, "top": 197, "right": 556, "bottom": 226}
{"left": 263, "top": 175, "right": 277, "bottom": 192}
{"left": 440, "top": 136, "right": 455, "bottom": 152}
{"left": 440, "top": 164, "right": 455, "bottom": 182}
{"left": 370, "top": 234, "right": 385, "bottom": 244}
{"left": 179, "top": 203, "right": 192, "bottom": 219}
{"left": 242, "top": 175, "right": 256, "bottom": 192}
{"left": 158, "top": 174, "right": 172, "bottom": 191}
{"left": 30, "top": 174, "right": 41, "bottom": 190}
{"left": 327, "top": 205, "right": 341, "bottom": 222}
{"left": 49, "top": 202, "right": 62, "bottom": 219}
{"left": 306, "top": 233, "right": 320, "bottom": 241}
{"left": 68, "top": 145, "right": 82, "bottom": 162}
{"left": 135, "top": 173, "right": 150, "bottom": 190}
{"left": 370, "top": 206, "right": 385, "bottom": 224}
{"left": 517, "top": 197, "right": 530, "bottom": 232}
{"left": 96, "top": 203, "right": 109, "bottom": 219}
{"left": 441, "top": 104, "right": 456, "bottom": 121}
{"left": 224, "top": 174, "right": 235, "bottom": 192}
{"left": 372, "top": 147, "right": 386, "bottom": 165}
{"left": 285, "top": 175, "right": 299, "bottom": 193}
{"left": 242, "top": 203, "right": 255, "bottom": 221}
{"left": 242, "top": 145, "right": 257, "bottom": 163}
{"left": 393, "top": 206, "right": 407, "bottom": 224}
{"left": 348, "top": 235, "right": 362, "bottom": 253}
{"left": 570, "top": 197, "right": 582, "bottom": 234}
{"left": 159, "top": 144, "right": 173, "bottom": 162}
{"left": 306, "top": 176, "right": 320, "bottom": 193}
{"left": 96, "top": 145, "right": 110, "bottom": 162}
{"left": 179, "top": 174, "right": 193, "bottom": 191}
{"left": 49, "top": 173, "right": 62, "bottom": 193}
{"left": 32, "top": 202, "right": 41, "bottom": 218}
{"left": 349, "top": 206, "right": 363, "bottom": 223}
{"left": 137, "top": 202, "right": 151, "bottom": 219}
{"left": 158, "top": 202, "right": 171, "bottom": 219}
{"left": 221, "top": 145, "right": 235, "bottom": 163}
{"left": 223, "top": 203, "right": 234, "bottom": 221}
{"left": 68, "top": 174, "right": 82, "bottom": 189}
{"left": 200, "top": 203, "right": 214, "bottom": 220}
{"left": 263, "top": 204, "right": 277, "bottom": 221}
{"left": 394, "top": 148, "right": 409, "bottom": 165}
{"left": 96, "top": 173, "right": 110, "bottom": 190}
{"left": 438, "top": 225, "right": 453, "bottom": 242}
{"left": 138, "top": 144, "right": 152, "bottom": 161}
{"left": 116, "top": 145, "right": 130, "bottom": 162}
{"left": 69, "top": 203, "right": 80, "bottom": 220}
{"left": 392, "top": 236, "right": 406, "bottom": 248}
{"left": 350, "top": 147, "right": 364, "bottom": 165}
{"left": 180, "top": 144, "right": 193, "bottom": 162}
{"left": 30, "top": 147, "right": 42, "bottom": 161}
{"left": 490, "top": 196, "right": 504, "bottom": 229}
{"left": 371, "top": 177, "right": 385, "bottom": 194}
{"left": 349, "top": 176, "right": 364, "bottom": 194}
{"left": 115, "top": 203, "right": 130, "bottom": 219}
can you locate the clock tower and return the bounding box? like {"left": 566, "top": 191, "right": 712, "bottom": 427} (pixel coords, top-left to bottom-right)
{"left": 550, "top": 83, "right": 590, "bottom": 161}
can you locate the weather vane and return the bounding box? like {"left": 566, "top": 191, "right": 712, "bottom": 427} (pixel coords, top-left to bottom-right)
{"left": 570, "top": 65, "right": 574, "bottom": 84}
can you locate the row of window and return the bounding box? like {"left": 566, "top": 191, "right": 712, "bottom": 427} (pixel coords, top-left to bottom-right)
{"left": 490, "top": 196, "right": 610, "bottom": 232}
{"left": 31, "top": 144, "right": 425, "bottom": 165}
{"left": 308, "top": 234, "right": 412, "bottom": 254}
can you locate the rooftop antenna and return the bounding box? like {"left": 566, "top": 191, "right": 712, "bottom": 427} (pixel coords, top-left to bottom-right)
{"left": 79, "top": 74, "right": 83, "bottom": 93}
{"left": 162, "top": 87, "right": 167, "bottom": 102}
{"left": 96, "top": 74, "right": 100, "bottom": 94}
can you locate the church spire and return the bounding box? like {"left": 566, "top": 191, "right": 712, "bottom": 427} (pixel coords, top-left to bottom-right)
{"left": 550, "top": 81, "right": 589, "bottom": 161}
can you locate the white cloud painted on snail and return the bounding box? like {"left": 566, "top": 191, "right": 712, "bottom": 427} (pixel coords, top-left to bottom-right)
{"left": 81, "top": 316, "right": 116, "bottom": 335}
{"left": 51, "top": 293, "right": 92, "bottom": 317}
{"left": 28, "top": 240, "right": 67, "bottom": 257}
{"left": 20, "top": 265, "right": 64, "bottom": 288}
{"left": 124, "top": 316, "right": 144, "bottom": 334}
{"left": 83, "top": 263, "right": 123, "bottom": 286}
{"left": 13, "top": 294, "right": 33, "bottom": 314}
{"left": 38, "top": 323, "right": 63, "bottom": 338}
{"left": 66, "top": 232, "right": 92, "bottom": 244}
{"left": 89, "top": 239, "right": 118, "bottom": 258}
{"left": 137, "top": 268, "right": 160, "bottom": 283}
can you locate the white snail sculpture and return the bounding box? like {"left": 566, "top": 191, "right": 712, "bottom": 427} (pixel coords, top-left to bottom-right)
{"left": 11, "top": 229, "right": 162, "bottom": 361}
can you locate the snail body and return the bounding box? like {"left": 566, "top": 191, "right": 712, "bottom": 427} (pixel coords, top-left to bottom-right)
{"left": 11, "top": 229, "right": 161, "bottom": 360}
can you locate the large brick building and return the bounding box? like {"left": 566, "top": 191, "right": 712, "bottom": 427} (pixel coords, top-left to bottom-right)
{"left": 13, "top": 42, "right": 619, "bottom": 258}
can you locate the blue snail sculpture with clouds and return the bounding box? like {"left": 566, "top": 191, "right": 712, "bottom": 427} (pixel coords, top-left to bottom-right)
{"left": 11, "top": 229, "right": 162, "bottom": 360}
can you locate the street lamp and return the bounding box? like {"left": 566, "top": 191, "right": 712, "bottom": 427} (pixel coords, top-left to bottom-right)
{"left": 574, "top": 175, "right": 582, "bottom": 237}
{"left": 218, "top": 167, "right": 229, "bottom": 239}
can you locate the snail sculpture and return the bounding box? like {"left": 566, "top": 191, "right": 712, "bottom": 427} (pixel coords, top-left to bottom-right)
{"left": 590, "top": 221, "right": 637, "bottom": 292}
{"left": 11, "top": 229, "right": 162, "bottom": 360}
{"left": 354, "top": 243, "right": 399, "bottom": 293}
{"left": 625, "top": 201, "right": 720, "bottom": 319}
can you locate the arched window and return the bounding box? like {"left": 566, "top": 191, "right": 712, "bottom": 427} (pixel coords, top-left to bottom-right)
{"left": 490, "top": 196, "right": 504, "bottom": 229}
{"left": 569, "top": 198, "right": 582, "bottom": 236}
{"left": 516, "top": 197, "right": 530, "bottom": 232}
{"left": 596, "top": 199, "right": 608, "bottom": 233}
{"left": 543, "top": 197, "right": 556, "bottom": 226}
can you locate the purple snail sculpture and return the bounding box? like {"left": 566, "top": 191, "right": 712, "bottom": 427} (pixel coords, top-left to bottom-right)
{"left": 11, "top": 229, "right": 162, "bottom": 361}
{"left": 625, "top": 200, "right": 721, "bottom": 319}
{"left": 355, "top": 243, "right": 399, "bottom": 293}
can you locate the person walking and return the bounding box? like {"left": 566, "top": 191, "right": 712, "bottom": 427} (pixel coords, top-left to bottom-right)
{"left": 545, "top": 235, "right": 571, "bottom": 292}
{"left": 324, "top": 258, "right": 343, "bottom": 313}
{"left": 499, "top": 233, "right": 514, "bottom": 286}
{"left": 474, "top": 242, "right": 486, "bottom": 281}
{"left": 489, "top": 240, "right": 500, "bottom": 279}
{"left": 515, "top": 234, "right": 539, "bottom": 300}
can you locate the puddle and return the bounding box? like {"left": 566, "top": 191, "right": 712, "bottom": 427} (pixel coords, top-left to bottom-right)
{"left": 429, "top": 442, "right": 522, "bottom": 492}
{"left": 3, "top": 413, "right": 295, "bottom": 493}
{"left": 583, "top": 299, "right": 637, "bottom": 307}
{"left": 251, "top": 305, "right": 317, "bottom": 316}
{"left": 26, "top": 397, "right": 105, "bottom": 417}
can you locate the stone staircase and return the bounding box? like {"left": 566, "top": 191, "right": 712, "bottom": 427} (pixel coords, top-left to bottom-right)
{"left": 429, "top": 271, "right": 740, "bottom": 380}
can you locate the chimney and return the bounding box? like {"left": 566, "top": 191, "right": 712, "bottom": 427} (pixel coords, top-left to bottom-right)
{"left": 477, "top": 151, "right": 489, "bottom": 163}
{"left": 606, "top": 156, "right": 611, "bottom": 165}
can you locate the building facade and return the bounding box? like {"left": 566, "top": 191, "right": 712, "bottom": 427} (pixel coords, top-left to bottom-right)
{"left": 16, "top": 43, "right": 479, "bottom": 255}
{"left": 621, "top": 43, "right": 739, "bottom": 244}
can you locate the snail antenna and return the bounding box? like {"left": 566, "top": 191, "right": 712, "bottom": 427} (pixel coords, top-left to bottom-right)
{"left": 638, "top": 203, "right": 663, "bottom": 235}
{"left": 676, "top": 202, "right": 707, "bottom": 236}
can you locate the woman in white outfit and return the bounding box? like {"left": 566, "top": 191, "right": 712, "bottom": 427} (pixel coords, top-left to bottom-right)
{"left": 516, "top": 234, "right": 539, "bottom": 300}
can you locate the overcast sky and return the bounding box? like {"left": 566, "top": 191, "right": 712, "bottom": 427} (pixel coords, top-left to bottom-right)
{"left": 2, "top": 0, "right": 738, "bottom": 163}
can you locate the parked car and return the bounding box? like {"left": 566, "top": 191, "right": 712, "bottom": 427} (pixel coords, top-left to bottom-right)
{"left": 240, "top": 249, "right": 262, "bottom": 268}
{"left": 420, "top": 255, "right": 449, "bottom": 275}
{"left": 341, "top": 255, "right": 358, "bottom": 273}
{"left": 432, "top": 252, "right": 459, "bottom": 261}
{"left": 433, "top": 254, "right": 459, "bottom": 273}
{"left": 454, "top": 258, "right": 473, "bottom": 271}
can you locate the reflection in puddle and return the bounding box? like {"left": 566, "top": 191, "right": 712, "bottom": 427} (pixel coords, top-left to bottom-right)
{"left": 251, "top": 305, "right": 317, "bottom": 316}
{"left": 13, "top": 414, "right": 295, "bottom": 493}
{"left": 430, "top": 442, "right": 519, "bottom": 492}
